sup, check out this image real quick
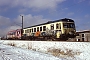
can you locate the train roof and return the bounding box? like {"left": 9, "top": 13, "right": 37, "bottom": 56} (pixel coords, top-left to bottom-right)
{"left": 24, "top": 18, "right": 74, "bottom": 29}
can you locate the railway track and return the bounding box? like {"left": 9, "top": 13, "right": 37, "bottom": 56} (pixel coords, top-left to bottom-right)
{"left": 1, "top": 38, "right": 76, "bottom": 42}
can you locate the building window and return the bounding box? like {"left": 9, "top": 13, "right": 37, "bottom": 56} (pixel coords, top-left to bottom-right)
{"left": 82, "top": 38, "right": 84, "bottom": 41}
{"left": 82, "top": 34, "right": 84, "bottom": 37}
{"left": 51, "top": 24, "right": 54, "bottom": 30}
{"left": 43, "top": 26, "right": 46, "bottom": 31}
{"left": 37, "top": 27, "right": 39, "bottom": 31}
{"left": 40, "top": 27, "right": 42, "bottom": 31}
{"left": 77, "top": 39, "right": 80, "bottom": 41}
{"left": 34, "top": 28, "right": 36, "bottom": 32}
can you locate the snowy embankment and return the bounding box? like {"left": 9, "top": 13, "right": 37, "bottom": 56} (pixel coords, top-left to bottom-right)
{"left": 0, "top": 44, "right": 64, "bottom": 60}
{"left": 0, "top": 40, "right": 90, "bottom": 60}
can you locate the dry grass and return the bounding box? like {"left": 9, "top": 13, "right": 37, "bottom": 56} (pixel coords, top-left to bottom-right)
{"left": 7, "top": 43, "right": 16, "bottom": 46}
{"left": 32, "top": 48, "right": 36, "bottom": 51}
{"left": 47, "top": 48, "right": 81, "bottom": 58}
{"left": 27, "top": 43, "right": 32, "bottom": 49}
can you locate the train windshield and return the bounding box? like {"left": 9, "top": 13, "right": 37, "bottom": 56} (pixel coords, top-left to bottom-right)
{"left": 63, "top": 23, "right": 75, "bottom": 28}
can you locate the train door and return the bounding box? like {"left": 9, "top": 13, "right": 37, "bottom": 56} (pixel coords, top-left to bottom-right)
{"left": 56, "top": 30, "right": 62, "bottom": 38}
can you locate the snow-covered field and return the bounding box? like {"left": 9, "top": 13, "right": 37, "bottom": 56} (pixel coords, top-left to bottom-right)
{"left": 0, "top": 44, "right": 65, "bottom": 60}
{"left": 0, "top": 40, "right": 90, "bottom": 60}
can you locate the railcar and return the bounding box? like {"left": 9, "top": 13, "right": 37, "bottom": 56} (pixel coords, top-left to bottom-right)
{"left": 7, "top": 29, "right": 21, "bottom": 40}
{"left": 23, "top": 18, "right": 76, "bottom": 41}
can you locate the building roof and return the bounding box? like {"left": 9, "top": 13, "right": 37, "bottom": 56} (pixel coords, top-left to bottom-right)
{"left": 76, "top": 30, "right": 90, "bottom": 33}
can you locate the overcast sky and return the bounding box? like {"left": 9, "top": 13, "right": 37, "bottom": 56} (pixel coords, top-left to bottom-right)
{"left": 0, "top": 0, "right": 90, "bottom": 37}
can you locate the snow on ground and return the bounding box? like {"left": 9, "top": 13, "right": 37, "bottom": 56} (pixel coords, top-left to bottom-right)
{"left": 0, "top": 40, "right": 90, "bottom": 60}
{"left": 0, "top": 44, "right": 65, "bottom": 60}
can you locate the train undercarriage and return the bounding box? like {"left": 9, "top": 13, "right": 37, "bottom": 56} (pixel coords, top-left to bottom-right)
{"left": 21, "top": 34, "right": 76, "bottom": 41}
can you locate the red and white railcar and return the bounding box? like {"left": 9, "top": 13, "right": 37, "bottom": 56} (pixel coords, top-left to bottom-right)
{"left": 7, "top": 29, "right": 21, "bottom": 39}
{"left": 15, "top": 29, "right": 22, "bottom": 39}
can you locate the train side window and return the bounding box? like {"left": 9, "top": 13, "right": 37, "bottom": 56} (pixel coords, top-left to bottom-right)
{"left": 51, "top": 24, "right": 54, "bottom": 30}
{"left": 37, "top": 27, "right": 39, "bottom": 31}
{"left": 56, "top": 23, "right": 59, "bottom": 29}
{"left": 40, "top": 27, "right": 42, "bottom": 31}
{"left": 32, "top": 28, "right": 33, "bottom": 32}
{"left": 82, "top": 34, "right": 84, "bottom": 37}
{"left": 27, "top": 29, "right": 29, "bottom": 33}
{"left": 43, "top": 26, "right": 46, "bottom": 31}
{"left": 34, "top": 28, "right": 36, "bottom": 32}
{"left": 63, "top": 23, "right": 68, "bottom": 28}
{"left": 59, "top": 23, "right": 61, "bottom": 29}
{"left": 30, "top": 29, "right": 31, "bottom": 33}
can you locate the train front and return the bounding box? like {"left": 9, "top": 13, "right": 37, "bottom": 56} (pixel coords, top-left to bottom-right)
{"left": 61, "top": 19, "right": 76, "bottom": 39}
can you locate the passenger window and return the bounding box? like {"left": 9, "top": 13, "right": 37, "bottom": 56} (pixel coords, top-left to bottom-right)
{"left": 43, "top": 26, "right": 46, "bottom": 31}
{"left": 34, "top": 28, "right": 36, "bottom": 32}
{"left": 32, "top": 28, "right": 33, "bottom": 32}
{"left": 51, "top": 24, "right": 54, "bottom": 30}
{"left": 27, "top": 29, "right": 28, "bottom": 33}
{"left": 26, "top": 30, "right": 28, "bottom": 33}
{"left": 82, "top": 34, "right": 84, "bottom": 37}
{"left": 40, "top": 27, "right": 42, "bottom": 31}
{"left": 25, "top": 30, "right": 28, "bottom": 33}
{"left": 30, "top": 29, "right": 31, "bottom": 32}
{"left": 37, "top": 27, "right": 39, "bottom": 31}
{"left": 56, "top": 23, "right": 61, "bottom": 29}
{"left": 63, "top": 23, "right": 68, "bottom": 28}
{"left": 56, "top": 23, "right": 59, "bottom": 29}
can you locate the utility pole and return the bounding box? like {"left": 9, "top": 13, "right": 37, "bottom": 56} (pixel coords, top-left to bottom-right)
{"left": 20, "top": 15, "right": 23, "bottom": 39}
